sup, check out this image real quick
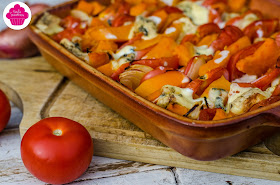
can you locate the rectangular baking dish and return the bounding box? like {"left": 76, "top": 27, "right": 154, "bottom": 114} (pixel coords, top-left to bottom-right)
{"left": 28, "top": 0, "right": 280, "bottom": 161}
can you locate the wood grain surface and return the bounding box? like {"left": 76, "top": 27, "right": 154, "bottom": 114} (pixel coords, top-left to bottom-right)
{"left": 1, "top": 56, "right": 280, "bottom": 181}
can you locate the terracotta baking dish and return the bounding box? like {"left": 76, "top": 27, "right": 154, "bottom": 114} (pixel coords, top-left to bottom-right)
{"left": 28, "top": 0, "right": 280, "bottom": 161}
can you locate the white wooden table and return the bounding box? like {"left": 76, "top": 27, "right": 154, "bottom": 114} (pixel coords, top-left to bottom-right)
{"left": 1, "top": 106, "right": 280, "bottom": 185}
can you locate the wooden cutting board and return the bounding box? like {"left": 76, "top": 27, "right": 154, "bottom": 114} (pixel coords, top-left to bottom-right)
{"left": 1, "top": 57, "right": 280, "bottom": 181}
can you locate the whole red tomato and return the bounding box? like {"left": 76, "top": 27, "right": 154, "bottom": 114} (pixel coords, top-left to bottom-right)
{"left": 21, "top": 117, "right": 93, "bottom": 184}
{"left": 0, "top": 89, "right": 11, "bottom": 132}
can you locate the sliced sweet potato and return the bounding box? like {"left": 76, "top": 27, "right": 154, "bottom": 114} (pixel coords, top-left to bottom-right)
{"left": 199, "top": 36, "right": 251, "bottom": 76}
{"left": 125, "top": 0, "right": 142, "bottom": 5}
{"left": 161, "top": 13, "right": 184, "bottom": 32}
{"left": 213, "top": 109, "right": 228, "bottom": 120}
{"left": 95, "top": 40, "right": 118, "bottom": 53}
{"left": 130, "top": 3, "right": 146, "bottom": 16}
{"left": 88, "top": 52, "right": 110, "bottom": 68}
{"left": 236, "top": 38, "right": 280, "bottom": 76}
{"left": 197, "top": 34, "right": 218, "bottom": 46}
{"left": 131, "top": 35, "right": 162, "bottom": 50}
{"left": 87, "top": 24, "right": 133, "bottom": 42}
{"left": 151, "top": 9, "right": 168, "bottom": 31}
{"left": 228, "top": 0, "right": 247, "bottom": 12}
{"left": 91, "top": 2, "right": 106, "bottom": 15}
{"left": 135, "top": 71, "right": 186, "bottom": 98}
{"left": 90, "top": 18, "right": 108, "bottom": 28}
{"left": 173, "top": 42, "right": 195, "bottom": 66}
{"left": 201, "top": 76, "right": 231, "bottom": 98}
{"left": 76, "top": 1, "right": 94, "bottom": 15}
{"left": 96, "top": 62, "right": 114, "bottom": 77}
{"left": 167, "top": 103, "right": 189, "bottom": 116}
{"left": 163, "top": 24, "right": 182, "bottom": 40}
{"left": 143, "top": 37, "right": 178, "bottom": 59}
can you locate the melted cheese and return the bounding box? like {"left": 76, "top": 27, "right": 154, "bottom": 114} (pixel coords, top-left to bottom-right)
{"left": 157, "top": 85, "right": 204, "bottom": 109}
{"left": 36, "top": 12, "right": 64, "bottom": 35}
{"left": 219, "top": 12, "right": 240, "bottom": 28}
{"left": 71, "top": 10, "right": 92, "bottom": 25}
{"left": 113, "top": 46, "right": 135, "bottom": 60}
{"left": 176, "top": 1, "right": 209, "bottom": 25}
{"left": 207, "top": 88, "right": 228, "bottom": 110}
{"left": 256, "top": 29, "right": 264, "bottom": 38}
{"left": 164, "top": 27, "right": 177, "bottom": 34}
{"left": 271, "top": 76, "right": 280, "bottom": 87}
{"left": 233, "top": 74, "right": 257, "bottom": 83}
{"left": 214, "top": 50, "right": 230, "bottom": 64}
{"left": 227, "top": 83, "right": 272, "bottom": 114}
{"left": 148, "top": 16, "right": 162, "bottom": 26}
{"left": 228, "top": 83, "right": 253, "bottom": 106}
{"left": 129, "top": 16, "right": 158, "bottom": 40}
{"left": 233, "top": 13, "right": 259, "bottom": 30}
{"left": 111, "top": 53, "right": 135, "bottom": 71}
{"left": 174, "top": 17, "right": 198, "bottom": 43}
{"left": 60, "top": 38, "right": 89, "bottom": 62}
{"left": 111, "top": 46, "right": 136, "bottom": 70}
{"left": 160, "top": 0, "right": 174, "bottom": 6}
{"left": 105, "top": 33, "right": 117, "bottom": 39}
{"left": 194, "top": 45, "right": 215, "bottom": 56}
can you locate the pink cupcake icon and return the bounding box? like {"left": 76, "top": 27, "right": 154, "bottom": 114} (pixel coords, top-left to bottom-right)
{"left": 6, "top": 4, "right": 29, "bottom": 26}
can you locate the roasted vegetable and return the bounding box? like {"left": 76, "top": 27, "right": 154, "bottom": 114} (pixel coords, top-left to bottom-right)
{"left": 38, "top": 0, "right": 280, "bottom": 121}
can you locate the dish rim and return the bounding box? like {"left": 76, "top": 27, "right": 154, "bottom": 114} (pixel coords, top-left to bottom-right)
{"left": 28, "top": 0, "right": 280, "bottom": 129}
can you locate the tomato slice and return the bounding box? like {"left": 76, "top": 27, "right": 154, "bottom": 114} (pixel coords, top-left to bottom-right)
{"left": 250, "top": 96, "right": 280, "bottom": 111}
{"left": 211, "top": 25, "right": 244, "bottom": 52}
{"left": 52, "top": 16, "right": 87, "bottom": 42}
{"left": 159, "top": 6, "right": 183, "bottom": 14}
{"left": 252, "top": 65, "right": 280, "bottom": 91}
{"left": 111, "top": 62, "right": 130, "bottom": 81}
{"left": 199, "top": 108, "right": 218, "bottom": 121}
{"left": 52, "top": 28, "right": 85, "bottom": 43}
{"left": 133, "top": 56, "right": 179, "bottom": 69}
{"left": 61, "top": 16, "right": 82, "bottom": 29}
{"left": 272, "top": 84, "right": 280, "bottom": 96}
{"left": 227, "top": 41, "right": 264, "bottom": 81}
{"left": 183, "top": 55, "right": 212, "bottom": 80}
{"left": 115, "top": 1, "right": 131, "bottom": 17}
{"left": 197, "top": 23, "right": 221, "bottom": 38}
{"left": 119, "top": 33, "right": 143, "bottom": 49}
{"left": 226, "top": 10, "right": 263, "bottom": 26}
{"left": 202, "top": 0, "right": 227, "bottom": 6}
{"left": 111, "top": 15, "right": 135, "bottom": 27}
{"left": 236, "top": 83, "right": 255, "bottom": 88}
{"left": 186, "top": 67, "right": 229, "bottom": 95}
{"left": 244, "top": 19, "right": 279, "bottom": 41}
{"left": 276, "top": 33, "right": 280, "bottom": 47}
{"left": 140, "top": 66, "right": 171, "bottom": 83}
{"left": 134, "top": 45, "right": 156, "bottom": 60}
{"left": 181, "top": 34, "right": 200, "bottom": 45}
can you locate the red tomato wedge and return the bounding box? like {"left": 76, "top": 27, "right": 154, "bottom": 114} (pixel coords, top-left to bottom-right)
{"left": 133, "top": 56, "right": 179, "bottom": 69}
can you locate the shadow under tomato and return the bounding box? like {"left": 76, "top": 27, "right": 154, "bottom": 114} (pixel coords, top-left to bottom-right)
{"left": 0, "top": 81, "right": 23, "bottom": 129}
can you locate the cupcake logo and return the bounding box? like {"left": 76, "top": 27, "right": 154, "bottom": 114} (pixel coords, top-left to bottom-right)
{"left": 3, "top": 2, "right": 31, "bottom": 30}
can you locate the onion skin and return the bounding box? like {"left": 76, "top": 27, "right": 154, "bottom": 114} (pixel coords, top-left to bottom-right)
{"left": 0, "top": 4, "right": 49, "bottom": 59}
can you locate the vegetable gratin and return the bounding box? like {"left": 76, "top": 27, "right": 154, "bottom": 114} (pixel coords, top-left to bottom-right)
{"left": 36, "top": 0, "right": 280, "bottom": 121}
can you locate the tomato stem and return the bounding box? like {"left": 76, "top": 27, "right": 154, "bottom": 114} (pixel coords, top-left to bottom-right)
{"left": 53, "top": 129, "right": 62, "bottom": 136}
